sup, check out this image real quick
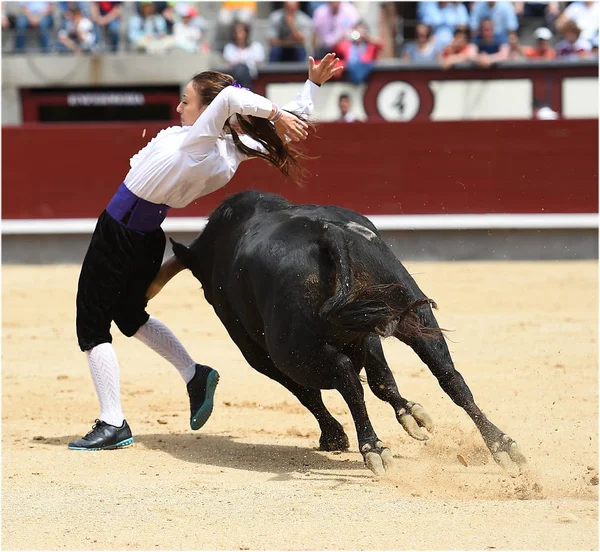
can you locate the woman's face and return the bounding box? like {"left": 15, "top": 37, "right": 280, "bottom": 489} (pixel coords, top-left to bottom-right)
{"left": 234, "top": 24, "right": 247, "bottom": 44}
{"left": 416, "top": 24, "right": 429, "bottom": 43}
{"left": 176, "top": 81, "right": 207, "bottom": 126}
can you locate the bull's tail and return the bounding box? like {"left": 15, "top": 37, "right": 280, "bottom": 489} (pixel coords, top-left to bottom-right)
{"left": 319, "top": 223, "right": 439, "bottom": 340}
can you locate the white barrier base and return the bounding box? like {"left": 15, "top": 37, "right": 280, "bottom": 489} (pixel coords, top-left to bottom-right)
{"left": 1, "top": 213, "right": 597, "bottom": 235}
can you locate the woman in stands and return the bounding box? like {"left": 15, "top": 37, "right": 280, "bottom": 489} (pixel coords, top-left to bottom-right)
{"left": 69, "top": 53, "right": 343, "bottom": 451}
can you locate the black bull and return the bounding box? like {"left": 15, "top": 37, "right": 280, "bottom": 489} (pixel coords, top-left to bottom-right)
{"left": 165, "top": 191, "right": 526, "bottom": 476}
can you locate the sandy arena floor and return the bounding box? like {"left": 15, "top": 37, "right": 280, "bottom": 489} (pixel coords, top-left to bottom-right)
{"left": 2, "top": 260, "right": 598, "bottom": 550}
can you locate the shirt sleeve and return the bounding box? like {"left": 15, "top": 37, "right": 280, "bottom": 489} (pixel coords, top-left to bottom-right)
{"left": 280, "top": 79, "right": 320, "bottom": 118}
{"left": 469, "top": 3, "right": 482, "bottom": 30}
{"left": 232, "top": 79, "right": 320, "bottom": 162}
{"left": 503, "top": 3, "right": 518, "bottom": 32}
{"left": 222, "top": 43, "right": 238, "bottom": 64}
{"left": 179, "top": 85, "right": 273, "bottom": 157}
{"left": 252, "top": 41, "right": 265, "bottom": 63}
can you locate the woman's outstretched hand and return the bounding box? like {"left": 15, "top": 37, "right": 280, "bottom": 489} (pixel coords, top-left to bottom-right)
{"left": 308, "top": 52, "right": 344, "bottom": 85}
{"left": 275, "top": 111, "right": 309, "bottom": 142}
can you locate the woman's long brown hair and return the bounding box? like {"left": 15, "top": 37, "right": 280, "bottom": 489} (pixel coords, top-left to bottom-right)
{"left": 191, "top": 70, "right": 312, "bottom": 184}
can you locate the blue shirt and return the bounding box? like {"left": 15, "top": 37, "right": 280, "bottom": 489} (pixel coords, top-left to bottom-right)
{"left": 472, "top": 33, "right": 506, "bottom": 55}
{"left": 404, "top": 41, "right": 438, "bottom": 62}
{"left": 21, "top": 2, "right": 51, "bottom": 15}
{"left": 469, "top": 2, "right": 518, "bottom": 40}
{"left": 419, "top": 2, "right": 469, "bottom": 49}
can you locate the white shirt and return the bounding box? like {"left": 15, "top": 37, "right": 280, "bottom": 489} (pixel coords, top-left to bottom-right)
{"left": 59, "top": 16, "right": 95, "bottom": 48}
{"left": 564, "top": 2, "right": 599, "bottom": 41}
{"left": 222, "top": 42, "right": 266, "bottom": 78}
{"left": 124, "top": 80, "right": 319, "bottom": 208}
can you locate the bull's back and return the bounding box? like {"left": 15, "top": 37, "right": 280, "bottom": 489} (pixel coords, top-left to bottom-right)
{"left": 226, "top": 214, "right": 332, "bottom": 322}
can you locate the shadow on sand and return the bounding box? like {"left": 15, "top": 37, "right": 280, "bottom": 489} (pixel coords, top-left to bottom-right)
{"left": 42, "top": 432, "right": 369, "bottom": 476}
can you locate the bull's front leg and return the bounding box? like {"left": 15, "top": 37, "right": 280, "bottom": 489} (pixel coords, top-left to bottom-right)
{"left": 320, "top": 345, "right": 394, "bottom": 476}
{"left": 400, "top": 308, "right": 527, "bottom": 475}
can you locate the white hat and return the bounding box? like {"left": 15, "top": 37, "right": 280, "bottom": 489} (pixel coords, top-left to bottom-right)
{"left": 534, "top": 27, "right": 552, "bottom": 41}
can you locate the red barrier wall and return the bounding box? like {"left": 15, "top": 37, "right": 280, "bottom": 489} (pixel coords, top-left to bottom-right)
{"left": 2, "top": 119, "right": 597, "bottom": 219}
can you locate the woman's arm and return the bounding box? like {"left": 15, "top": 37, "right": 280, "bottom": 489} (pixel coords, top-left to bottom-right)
{"left": 222, "top": 43, "right": 240, "bottom": 65}
{"left": 179, "top": 86, "right": 308, "bottom": 158}
{"left": 276, "top": 52, "right": 343, "bottom": 119}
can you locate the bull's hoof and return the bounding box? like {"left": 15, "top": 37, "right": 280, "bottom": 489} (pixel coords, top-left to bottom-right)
{"left": 489, "top": 434, "right": 527, "bottom": 477}
{"left": 396, "top": 401, "right": 435, "bottom": 441}
{"left": 319, "top": 428, "right": 350, "bottom": 452}
{"left": 361, "top": 441, "right": 394, "bottom": 476}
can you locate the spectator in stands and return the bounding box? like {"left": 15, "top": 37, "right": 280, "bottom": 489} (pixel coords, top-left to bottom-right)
{"left": 556, "top": 1, "right": 599, "bottom": 43}
{"left": 556, "top": 19, "right": 593, "bottom": 59}
{"left": 469, "top": 1, "right": 518, "bottom": 42}
{"left": 223, "top": 21, "right": 265, "bottom": 90}
{"left": 128, "top": 1, "right": 174, "bottom": 54}
{"left": 2, "top": 2, "right": 10, "bottom": 28}
{"left": 14, "top": 1, "right": 55, "bottom": 53}
{"left": 471, "top": 17, "right": 509, "bottom": 68}
{"left": 307, "top": 1, "right": 326, "bottom": 16}
{"left": 336, "top": 93, "right": 358, "bottom": 122}
{"left": 268, "top": 1, "right": 313, "bottom": 63}
{"left": 517, "top": 2, "right": 560, "bottom": 26}
{"left": 57, "top": 5, "right": 96, "bottom": 54}
{"left": 334, "top": 21, "right": 382, "bottom": 85}
{"left": 506, "top": 30, "right": 526, "bottom": 60}
{"left": 402, "top": 23, "right": 438, "bottom": 62}
{"left": 514, "top": 2, "right": 560, "bottom": 28}
{"left": 214, "top": 1, "right": 256, "bottom": 52}
{"left": 313, "top": 1, "right": 361, "bottom": 59}
{"left": 173, "top": 4, "right": 207, "bottom": 53}
{"left": 219, "top": 0, "right": 256, "bottom": 26}
{"left": 523, "top": 27, "right": 556, "bottom": 59}
{"left": 418, "top": 1, "right": 469, "bottom": 50}
{"left": 89, "top": 2, "right": 121, "bottom": 52}
{"left": 439, "top": 28, "right": 476, "bottom": 69}
{"left": 513, "top": 1, "right": 558, "bottom": 17}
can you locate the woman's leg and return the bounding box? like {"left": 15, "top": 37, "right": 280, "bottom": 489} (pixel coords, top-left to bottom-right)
{"left": 133, "top": 317, "right": 196, "bottom": 383}
{"left": 71, "top": 212, "right": 135, "bottom": 450}
{"left": 85, "top": 343, "right": 125, "bottom": 427}
{"left": 113, "top": 228, "right": 220, "bottom": 430}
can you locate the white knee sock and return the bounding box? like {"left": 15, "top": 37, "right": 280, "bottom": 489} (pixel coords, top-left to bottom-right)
{"left": 86, "top": 343, "right": 125, "bottom": 427}
{"left": 134, "top": 317, "right": 196, "bottom": 384}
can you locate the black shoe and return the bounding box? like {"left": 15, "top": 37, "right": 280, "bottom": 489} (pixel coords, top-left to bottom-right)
{"left": 68, "top": 419, "right": 133, "bottom": 451}
{"left": 187, "top": 364, "right": 220, "bottom": 430}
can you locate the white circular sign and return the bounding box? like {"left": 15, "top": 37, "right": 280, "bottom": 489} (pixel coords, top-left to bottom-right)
{"left": 376, "top": 81, "right": 420, "bottom": 122}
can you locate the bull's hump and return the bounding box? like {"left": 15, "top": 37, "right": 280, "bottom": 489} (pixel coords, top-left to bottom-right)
{"left": 345, "top": 221, "right": 377, "bottom": 241}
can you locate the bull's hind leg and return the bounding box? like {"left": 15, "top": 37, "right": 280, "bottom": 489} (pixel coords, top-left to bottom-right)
{"left": 360, "top": 335, "right": 434, "bottom": 441}
{"left": 400, "top": 306, "right": 527, "bottom": 473}
{"left": 219, "top": 319, "right": 350, "bottom": 451}
{"left": 318, "top": 344, "right": 394, "bottom": 476}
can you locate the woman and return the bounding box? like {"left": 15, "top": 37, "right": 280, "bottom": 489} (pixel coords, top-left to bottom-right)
{"left": 223, "top": 21, "right": 265, "bottom": 90}
{"left": 402, "top": 23, "right": 437, "bottom": 62}
{"left": 69, "top": 53, "right": 343, "bottom": 451}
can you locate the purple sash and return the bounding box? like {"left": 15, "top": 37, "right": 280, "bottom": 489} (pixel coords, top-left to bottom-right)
{"left": 106, "top": 183, "right": 170, "bottom": 233}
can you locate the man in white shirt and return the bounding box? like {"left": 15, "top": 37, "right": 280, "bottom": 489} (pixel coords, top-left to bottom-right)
{"left": 336, "top": 93, "right": 358, "bottom": 122}
{"left": 57, "top": 6, "right": 96, "bottom": 54}
{"left": 68, "top": 54, "right": 343, "bottom": 451}
{"left": 556, "top": 1, "right": 599, "bottom": 42}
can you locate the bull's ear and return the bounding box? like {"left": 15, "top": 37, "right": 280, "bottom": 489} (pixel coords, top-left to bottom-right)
{"left": 169, "top": 238, "right": 195, "bottom": 269}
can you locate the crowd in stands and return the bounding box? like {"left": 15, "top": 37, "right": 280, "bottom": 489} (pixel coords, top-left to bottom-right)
{"left": 401, "top": 1, "right": 598, "bottom": 68}
{"left": 3, "top": 1, "right": 598, "bottom": 77}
